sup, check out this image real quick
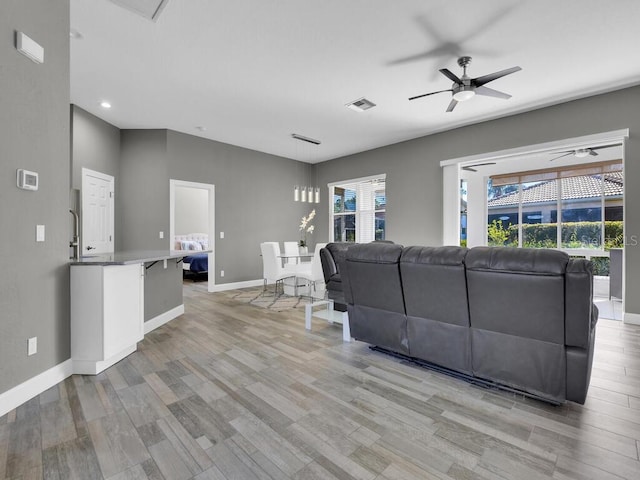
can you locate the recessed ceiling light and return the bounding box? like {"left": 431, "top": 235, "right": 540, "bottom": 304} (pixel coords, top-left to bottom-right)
{"left": 100, "top": 101, "right": 112, "bottom": 109}
{"left": 69, "top": 28, "right": 84, "bottom": 40}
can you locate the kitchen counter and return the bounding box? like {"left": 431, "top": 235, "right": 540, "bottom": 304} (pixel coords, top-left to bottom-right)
{"left": 70, "top": 249, "right": 208, "bottom": 374}
{"left": 70, "top": 249, "right": 196, "bottom": 265}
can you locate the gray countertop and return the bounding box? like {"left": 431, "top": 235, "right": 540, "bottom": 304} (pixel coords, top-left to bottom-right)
{"left": 70, "top": 250, "right": 209, "bottom": 266}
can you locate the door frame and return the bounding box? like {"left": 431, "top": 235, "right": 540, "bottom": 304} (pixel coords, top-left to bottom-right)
{"left": 169, "top": 179, "right": 215, "bottom": 292}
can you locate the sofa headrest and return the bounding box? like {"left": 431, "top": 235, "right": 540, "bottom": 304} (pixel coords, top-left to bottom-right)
{"left": 324, "top": 242, "right": 352, "bottom": 266}
{"left": 465, "top": 246, "right": 569, "bottom": 275}
{"left": 401, "top": 246, "right": 468, "bottom": 266}
{"left": 347, "top": 242, "right": 403, "bottom": 264}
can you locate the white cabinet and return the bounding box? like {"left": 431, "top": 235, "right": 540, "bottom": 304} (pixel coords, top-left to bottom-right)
{"left": 71, "top": 263, "right": 144, "bottom": 374}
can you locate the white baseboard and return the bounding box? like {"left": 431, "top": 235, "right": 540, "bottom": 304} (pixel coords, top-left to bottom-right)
{"left": 624, "top": 312, "right": 640, "bottom": 325}
{"left": 210, "top": 279, "right": 263, "bottom": 292}
{"left": 0, "top": 359, "right": 73, "bottom": 418}
{"left": 144, "top": 304, "right": 185, "bottom": 334}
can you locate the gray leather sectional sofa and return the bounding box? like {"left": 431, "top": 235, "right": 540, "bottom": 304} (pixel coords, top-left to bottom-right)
{"left": 325, "top": 242, "right": 598, "bottom": 404}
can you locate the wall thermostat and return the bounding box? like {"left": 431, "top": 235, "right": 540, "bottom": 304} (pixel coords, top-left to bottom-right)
{"left": 17, "top": 169, "right": 38, "bottom": 191}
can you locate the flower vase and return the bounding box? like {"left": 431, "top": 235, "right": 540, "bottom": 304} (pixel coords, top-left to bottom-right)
{"left": 299, "top": 246, "right": 308, "bottom": 255}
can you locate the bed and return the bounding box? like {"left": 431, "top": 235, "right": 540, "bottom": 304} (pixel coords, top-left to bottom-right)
{"left": 174, "top": 233, "right": 210, "bottom": 276}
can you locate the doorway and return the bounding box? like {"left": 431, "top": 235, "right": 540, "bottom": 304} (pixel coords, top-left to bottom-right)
{"left": 81, "top": 168, "right": 114, "bottom": 254}
{"left": 169, "top": 179, "right": 215, "bottom": 292}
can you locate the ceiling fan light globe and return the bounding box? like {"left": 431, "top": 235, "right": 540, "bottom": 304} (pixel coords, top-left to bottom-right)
{"left": 574, "top": 149, "right": 590, "bottom": 158}
{"left": 453, "top": 89, "right": 476, "bottom": 102}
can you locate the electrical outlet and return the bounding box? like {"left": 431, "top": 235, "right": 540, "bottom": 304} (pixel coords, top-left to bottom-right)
{"left": 27, "top": 337, "right": 37, "bottom": 356}
{"left": 220, "top": 232, "right": 224, "bottom": 239}
{"left": 220, "top": 270, "right": 224, "bottom": 277}
{"left": 159, "top": 231, "right": 164, "bottom": 239}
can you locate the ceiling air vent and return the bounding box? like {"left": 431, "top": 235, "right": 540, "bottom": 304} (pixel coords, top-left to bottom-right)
{"left": 346, "top": 97, "right": 376, "bottom": 112}
{"left": 291, "top": 133, "right": 321, "bottom": 145}
{"left": 108, "top": 0, "right": 170, "bottom": 21}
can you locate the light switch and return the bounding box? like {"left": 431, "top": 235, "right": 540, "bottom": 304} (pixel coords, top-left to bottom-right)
{"left": 159, "top": 231, "right": 164, "bottom": 239}
{"left": 36, "top": 224, "right": 45, "bottom": 242}
{"left": 28, "top": 337, "right": 37, "bottom": 356}
{"left": 220, "top": 232, "right": 224, "bottom": 239}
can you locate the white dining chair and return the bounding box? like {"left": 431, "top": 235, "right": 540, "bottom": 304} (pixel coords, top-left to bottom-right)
{"left": 260, "top": 242, "right": 297, "bottom": 296}
{"left": 295, "top": 242, "right": 327, "bottom": 298}
{"left": 283, "top": 241, "right": 299, "bottom": 265}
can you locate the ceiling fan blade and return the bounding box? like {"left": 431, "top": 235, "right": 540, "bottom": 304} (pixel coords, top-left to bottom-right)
{"left": 549, "top": 152, "right": 574, "bottom": 162}
{"left": 462, "top": 166, "right": 477, "bottom": 172}
{"left": 474, "top": 85, "right": 512, "bottom": 100}
{"left": 470, "top": 162, "right": 497, "bottom": 168}
{"left": 439, "top": 68, "right": 462, "bottom": 84}
{"left": 408, "top": 89, "right": 452, "bottom": 101}
{"left": 590, "top": 143, "right": 622, "bottom": 151}
{"left": 589, "top": 150, "right": 598, "bottom": 156}
{"left": 446, "top": 98, "right": 458, "bottom": 112}
{"left": 473, "top": 66, "right": 522, "bottom": 87}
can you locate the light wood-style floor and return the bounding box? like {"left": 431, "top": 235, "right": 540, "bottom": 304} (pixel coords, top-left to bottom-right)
{"left": 1, "top": 283, "right": 640, "bottom": 480}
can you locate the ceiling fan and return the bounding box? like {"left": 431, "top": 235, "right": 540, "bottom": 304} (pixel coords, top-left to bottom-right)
{"left": 409, "top": 56, "right": 521, "bottom": 112}
{"left": 549, "top": 143, "right": 621, "bottom": 161}
{"left": 462, "top": 162, "right": 496, "bottom": 172}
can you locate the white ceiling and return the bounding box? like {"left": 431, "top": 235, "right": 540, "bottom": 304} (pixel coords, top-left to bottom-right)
{"left": 70, "top": 0, "right": 640, "bottom": 163}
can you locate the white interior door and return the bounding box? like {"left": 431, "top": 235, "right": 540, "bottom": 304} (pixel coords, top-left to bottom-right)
{"left": 82, "top": 168, "right": 114, "bottom": 254}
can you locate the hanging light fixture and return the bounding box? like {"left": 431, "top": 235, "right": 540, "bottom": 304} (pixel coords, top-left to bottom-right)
{"left": 291, "top": 133, "right": 321, "bottom": 202}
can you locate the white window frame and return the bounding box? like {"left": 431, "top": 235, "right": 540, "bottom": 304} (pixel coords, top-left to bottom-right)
{"left": 329, "top": 174, "right": 386, "bottom": 243}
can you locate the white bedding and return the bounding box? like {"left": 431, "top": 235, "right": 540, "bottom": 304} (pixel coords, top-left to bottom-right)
{"left": 174, "top": 233, "right": 209, "bottom": 271}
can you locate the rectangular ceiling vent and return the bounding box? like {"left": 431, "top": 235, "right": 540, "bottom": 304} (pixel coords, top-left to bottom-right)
{"left": 108, "top": 0, "right": 170, "bottom": 21}
{"left": 291, "top": 133, "right": 321, "bottom": 145}
{"left": 346, "top": 97, "right": 376, "bottom": 112}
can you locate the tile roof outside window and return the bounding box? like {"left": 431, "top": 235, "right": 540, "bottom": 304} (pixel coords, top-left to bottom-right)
{"left": 488, "top": 172, "right": 623, "bottom": 207}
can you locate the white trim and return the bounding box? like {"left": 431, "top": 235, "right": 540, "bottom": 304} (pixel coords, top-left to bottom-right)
{"left": 623, "top": 312, "right": 640, "bottom": 326}
{"left": 73, "top": 345, "right": 137, "bottom": 375}
{"left": 0, "top": 359, "right": 73, "bottom": 417}
{"left": 439, "top": 129, "right": 629, "bottom": 167}
{"left": 209, "top": 279, "right": 263, "bottom": 292}
{"left": 327, "top": 173, "right": 386, "bottom": 188}
{"left": 442, "top": 165, "right": 460, "bottom": 245}
{"left": 170, "top": 179, "right": 215, "bottom": 293}
{"left": 144, "top": 304, "right": 184, "bottom": 334}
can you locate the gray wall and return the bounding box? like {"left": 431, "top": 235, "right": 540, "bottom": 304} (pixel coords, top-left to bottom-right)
{"left": 175, "top": 186, "right": 209, "bottom": 235}
{"left": 316, "top": 86, "right": 640, "bottom": 315}
{"left": 144, "top": 259, "right": 183, "bottom": 322}
{"left": 71, "top": 106, "right": 121, "bottom": 249}
{"left": 71, "top": 106, "right": 120, "bottom": 190}
{"left": 118, "top": 130, "right": 169, "bottom": 251}
{"left": 165, "top": 130, "right": 315, "bottom": 284}
{"left": 0, "top": 0, "right": 70, "bottom": 393}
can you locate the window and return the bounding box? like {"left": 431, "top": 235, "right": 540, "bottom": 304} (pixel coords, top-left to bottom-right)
{"left": 487, "top": 161, "right": 623, "bottom": 252}
{"left": 330, "top": 175, "right": 386, "bottom": 243}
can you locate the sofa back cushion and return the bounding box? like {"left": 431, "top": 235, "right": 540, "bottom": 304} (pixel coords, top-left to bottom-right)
{"left": 400, "top": 246, "right": 472, "bottom": 373}
{"left": 400, "top": 246, "right": 470, "bottom": 327}
{"left": 345, "top": 242, "right": 408, "bottom": 353}
{"left": 465, "top": 246, "right": 570, "bottom": 402}
{"left": 465, "top": 246, "right": 568, "bottom": 344}
{"left": 345, "top": 243, "right": 405, "bottom": 313}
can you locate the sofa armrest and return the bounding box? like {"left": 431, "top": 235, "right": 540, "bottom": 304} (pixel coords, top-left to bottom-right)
{"left": 320, "top": 247, "right": 337, "bottom": 284}
{"left": 565, "top": 258, "right": 597, "bottom": 348}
